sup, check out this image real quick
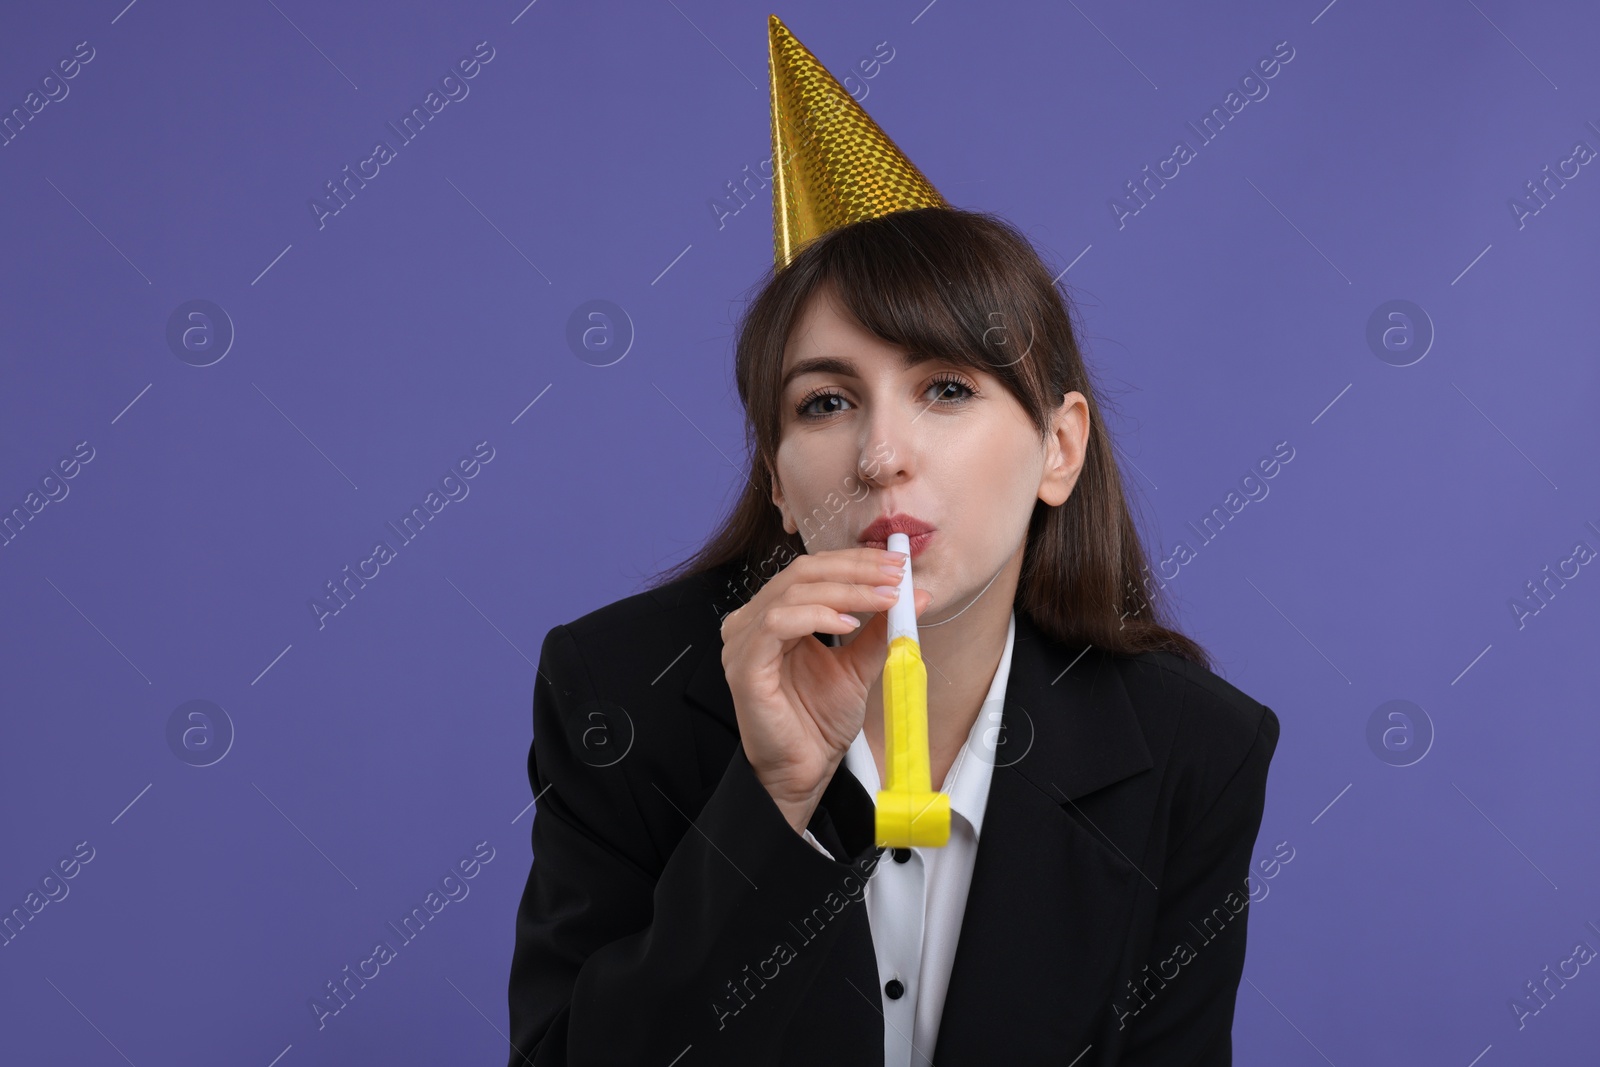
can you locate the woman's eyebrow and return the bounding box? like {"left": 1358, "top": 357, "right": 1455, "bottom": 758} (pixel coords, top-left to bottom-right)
{"left": 780, "top": 351, "right": 940, "bottom": 391}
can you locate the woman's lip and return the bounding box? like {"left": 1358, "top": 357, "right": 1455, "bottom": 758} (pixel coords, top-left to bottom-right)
{"left": 861, "top": 530, "right": 935, "bottom": 559}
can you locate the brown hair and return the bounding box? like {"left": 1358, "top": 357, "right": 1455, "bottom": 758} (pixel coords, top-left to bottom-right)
{"left": 646, "top": 206, "right": 1210, "bottom": 670}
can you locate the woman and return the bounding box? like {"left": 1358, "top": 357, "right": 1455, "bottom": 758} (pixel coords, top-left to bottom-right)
{"left": 505, "top": 206, "right": 1279, "bottom": 1067}
{"left": 505, "top": 18, "right": 1278, "bottom": 1067}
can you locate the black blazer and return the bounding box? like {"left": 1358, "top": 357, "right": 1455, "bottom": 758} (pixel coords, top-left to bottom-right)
{"left": 506, "top": 560, "right": 1280, "bottom": 1066}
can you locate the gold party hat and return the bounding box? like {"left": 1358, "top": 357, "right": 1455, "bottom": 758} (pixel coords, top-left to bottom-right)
{"left": 768, "top": 14, "right": 948, "bottom": 269}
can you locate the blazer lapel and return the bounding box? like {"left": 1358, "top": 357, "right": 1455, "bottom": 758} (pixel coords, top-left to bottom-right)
{"left": 930, "top": 610, "right": 1154, "bottom": 1064}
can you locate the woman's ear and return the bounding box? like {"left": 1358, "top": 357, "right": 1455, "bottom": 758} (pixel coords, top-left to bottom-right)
{"left": 1038, "top": 392, "right": 1090, "bottom": 507}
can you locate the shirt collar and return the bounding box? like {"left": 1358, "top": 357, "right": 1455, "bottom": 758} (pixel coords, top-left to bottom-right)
{"left": 829, "top": 609, "right": 1016, "bottom": 843}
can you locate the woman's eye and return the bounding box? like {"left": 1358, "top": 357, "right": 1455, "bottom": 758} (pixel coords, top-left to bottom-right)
{"left": 927, "top": 377, "right": 975, "bottom": 403}
{"left": 796, "top": 391, "right": 848, "bottom": 418}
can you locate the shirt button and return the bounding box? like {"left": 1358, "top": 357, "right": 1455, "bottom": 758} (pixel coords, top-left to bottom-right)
{"left": 892, "top": 848, "right": 911, "bottom": 863}
{"left": 884, "top": 978, "right": 905, "bottom": 999}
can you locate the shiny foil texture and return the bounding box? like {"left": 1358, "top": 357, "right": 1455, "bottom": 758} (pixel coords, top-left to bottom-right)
{"left": 768, "top": 14, "right": 948, "bottom": 270}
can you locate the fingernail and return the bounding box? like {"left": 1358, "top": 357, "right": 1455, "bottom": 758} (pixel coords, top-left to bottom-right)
{"left": 838, "top": 613, "right": 861, "bottom": 627}
{"left": 885, "top": 550, "right": 908, "bottom": 562}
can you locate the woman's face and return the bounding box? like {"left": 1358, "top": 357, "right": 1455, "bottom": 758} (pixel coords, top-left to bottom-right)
{"left": 769, "top": 281, "right": 1087, "bottom": 620}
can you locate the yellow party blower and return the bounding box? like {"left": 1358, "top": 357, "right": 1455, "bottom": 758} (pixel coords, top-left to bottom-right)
{"left": 875, "top": 532, "right": 951, "bottom": 848}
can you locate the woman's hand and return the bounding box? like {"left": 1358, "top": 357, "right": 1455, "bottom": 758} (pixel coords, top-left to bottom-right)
{"left": 719, "top": 546, "right": 932, "bottom": 833}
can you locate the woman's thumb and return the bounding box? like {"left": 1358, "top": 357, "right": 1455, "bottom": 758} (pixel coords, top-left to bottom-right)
{"left": 844, "top": 588, "right": 931, "bottom": 681}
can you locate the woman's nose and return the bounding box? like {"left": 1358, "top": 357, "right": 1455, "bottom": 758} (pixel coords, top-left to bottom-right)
{"left": 858, "top": 420, "right": 914, "bottom": 486}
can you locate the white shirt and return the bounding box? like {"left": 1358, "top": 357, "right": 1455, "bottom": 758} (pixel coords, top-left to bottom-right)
{"left": 801, "top": 610, "right": 1016, "bottom": 1067}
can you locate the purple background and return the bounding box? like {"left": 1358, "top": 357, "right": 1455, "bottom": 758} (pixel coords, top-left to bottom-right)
{"left": 3, "top": 0, "right": 1597, "bottom": 1063}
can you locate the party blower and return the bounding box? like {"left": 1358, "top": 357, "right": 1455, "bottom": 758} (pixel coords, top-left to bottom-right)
{"left": 875, "top": 531, "right": 951, "bottom": 848}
